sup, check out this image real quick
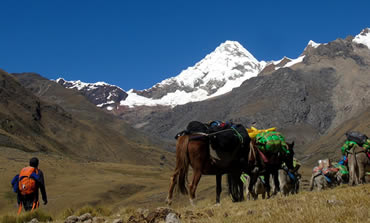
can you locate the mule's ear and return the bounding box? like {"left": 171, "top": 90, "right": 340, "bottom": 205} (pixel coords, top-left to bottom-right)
{"left": 287, "top": 141, "right": 295, "bottom": 148}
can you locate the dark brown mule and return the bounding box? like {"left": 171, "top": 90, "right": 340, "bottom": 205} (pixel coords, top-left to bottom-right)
{"left": 166, "top": 122, "right": 252, "bottom": 205}
{"left": 248, "top": 139, "right": 295, "bottom": 199}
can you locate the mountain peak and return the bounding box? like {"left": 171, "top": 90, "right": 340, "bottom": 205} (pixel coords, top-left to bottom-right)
{"left": 121, "top": 41, "right": 264, "bottom": 107}
{"left": 307, "top": 40, "right": 321, "bottom": 48}
{"left": 215, "top": 40, "right": 258, "bottom": 63}
{"left": 353, "top": 28, "right": 370, "bottom": 49}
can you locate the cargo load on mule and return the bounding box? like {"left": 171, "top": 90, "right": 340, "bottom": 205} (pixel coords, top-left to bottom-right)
{"left": 312, "top": 159, "right": 340, "bottom": 183}
{"left": 247, "top": 126, "right": 276, "bottom": 139}
{"left": 183, "top": 120, "right": 249, "bottom": 154}
{"left": 255, "top": 131, "right": 290, "bottom": 155}
{"left": 332, "top": 162, "right": 349, "bottom": 175}
{"left": 345, "top": 131, "right": 368, "bottom": 146}
{"left": 341, "top": 131, "right": 370, "bottom": 159}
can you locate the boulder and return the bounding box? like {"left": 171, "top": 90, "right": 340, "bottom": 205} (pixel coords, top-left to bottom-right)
{"left": 65, "top": 216, "right": 78, "bottom": 223}
{"left": 28, "top": 218, "right": 39, "bottom": 223}
{"left": 165, "top": 213, "right": 181, "bottom": 223}
{"left": 79, "top": 213, "right": 93, "bottom": 222}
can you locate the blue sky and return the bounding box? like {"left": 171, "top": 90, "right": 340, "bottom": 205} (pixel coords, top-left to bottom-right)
{"left": 0, "top": 0, "right": 369, "bottom": 90}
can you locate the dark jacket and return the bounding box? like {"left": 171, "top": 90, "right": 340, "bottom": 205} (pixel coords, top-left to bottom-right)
{"left": 34, "top": 169, "right": 47, "bottom": 204}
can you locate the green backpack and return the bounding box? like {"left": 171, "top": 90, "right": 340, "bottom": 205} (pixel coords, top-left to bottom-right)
{"left": 256, "top": 131, "right": 290, "bottom": 154}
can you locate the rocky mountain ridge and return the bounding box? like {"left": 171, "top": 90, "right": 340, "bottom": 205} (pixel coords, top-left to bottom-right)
{"left": 56, "top": 78, "right": 128, "bottom": 110}
{"left": 56, "top": 40, "right": 307, "bottom": 109}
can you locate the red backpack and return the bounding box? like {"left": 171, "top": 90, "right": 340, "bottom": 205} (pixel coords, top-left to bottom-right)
{"left": 18, "top": 167, "right": 38, "bottom": 195}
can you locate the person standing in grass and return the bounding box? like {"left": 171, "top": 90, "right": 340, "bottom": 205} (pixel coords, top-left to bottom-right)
{"left": 11, "top": 157, "right": 48, "bottom": 214}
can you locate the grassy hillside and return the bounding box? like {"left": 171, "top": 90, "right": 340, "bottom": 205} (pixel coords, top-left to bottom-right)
{"left": 1, "top": 69, "right": 173, "bottom": 164}
{"left": 2, "top": 155, "right": 369, "bottom": 223}
{"left": 0, "top": 147, "right": 175, "bottom": 216}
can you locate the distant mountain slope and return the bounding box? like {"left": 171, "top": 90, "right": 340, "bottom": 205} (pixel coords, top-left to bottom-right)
{"left": 302, "top": 107, "right": 370, "bottom": 166}
{"left": 1, "top": 70, "right": 172, "bottom": 165}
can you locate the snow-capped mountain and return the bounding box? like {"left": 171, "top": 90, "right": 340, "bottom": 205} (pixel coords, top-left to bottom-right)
{"left": 56, "top": 28, "right": 370, "bottom": 110}
{"left": 121, "top": 40, "right": 266, "bottom": 107}
{"left": 55, "top": 78, "right": 128, "bottom": 110}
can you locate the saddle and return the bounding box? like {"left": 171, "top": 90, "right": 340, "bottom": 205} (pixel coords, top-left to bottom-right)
{"left": 179, "top": 121, "right": 250, "bottom": 167}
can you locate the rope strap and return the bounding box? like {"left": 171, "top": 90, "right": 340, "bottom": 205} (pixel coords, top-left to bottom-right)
{"left": 231, "top": 127, "right": 244, "bottom": 144}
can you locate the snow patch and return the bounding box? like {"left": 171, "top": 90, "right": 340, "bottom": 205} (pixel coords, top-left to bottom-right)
{"left": 121, "top": 88, "right": 209, "bottom": 108}
{"left": 353, "top": 28, "right": 370, "bottom": 49}
{"left": 97, "top": 101, "right": 115, "bottom": 107}
{"left": 55, "top": 78, "right": 126, "bottom": 92}
{"left": 284, "top": 56, "right": 305, "bottom": 68}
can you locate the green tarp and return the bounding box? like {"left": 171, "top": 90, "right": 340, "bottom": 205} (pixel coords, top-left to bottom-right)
{"left": 256, "top": 131, "right": 290, "bottom": 154}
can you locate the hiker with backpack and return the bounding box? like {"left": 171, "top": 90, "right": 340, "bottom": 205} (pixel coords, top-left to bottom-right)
{"left": 11, "top": 157, "right": 48, "bottom": 214}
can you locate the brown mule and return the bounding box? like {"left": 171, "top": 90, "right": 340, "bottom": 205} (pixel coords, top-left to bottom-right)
{"left": 166, "top": 123, "right": 252, "bottom": 206}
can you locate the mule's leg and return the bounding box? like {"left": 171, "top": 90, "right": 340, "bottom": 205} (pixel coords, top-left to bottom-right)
{"left": 309, "top": 174, "right": 315, "bottom": 191}
{"left": 248, "top": 173, "right": 258, "bottom": 200}
{"left": 272, "top": 169, "right": 279, "bottom": 195}
{"left": 216, "top": 174, "right": 222, "bottom": 204}
{"left": 358, "top": 157, "right": 365, "bottom": 184}
{"left": 349, "top": 153, "right": 359, "bottom": 186}
{"left": 264, "top": 173, "right": 271, "bottom": 198}
{"left": 166, "top": 170, "right": 179, "bottom": 205}
{"left": 189, "top": 170, "right": 202, "bottom": 206}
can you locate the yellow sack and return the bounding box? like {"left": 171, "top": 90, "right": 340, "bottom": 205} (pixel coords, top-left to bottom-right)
{"left": 247, "top": 126, "right": 276, "bottom": 138}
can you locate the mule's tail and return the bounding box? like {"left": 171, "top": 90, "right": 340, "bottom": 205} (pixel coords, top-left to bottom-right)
{"left": 176, "top": 135, "right": 190, "bottom": 195}
{"left": 227, "top": 173, "right": 244, "bottom": 202}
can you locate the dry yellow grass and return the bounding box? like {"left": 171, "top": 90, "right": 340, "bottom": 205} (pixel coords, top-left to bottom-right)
{"left": 0, "top": 147, "right": 176, "bottom": 217}
{"left": 1, "top": 147, "right": 369, "bottom": 223}
{"left": 117, "top": 184, "right": 369, "bottom": 223}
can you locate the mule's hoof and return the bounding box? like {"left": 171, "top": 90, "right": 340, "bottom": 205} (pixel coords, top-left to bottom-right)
{"left": 214, "top": 203, "right": 221, "bottom": 207}
{"left": 189, "top": 199, "right": 196, "bottom": 206}
{"left": 165, "top": 198, "right": 172, "bottom": 206}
